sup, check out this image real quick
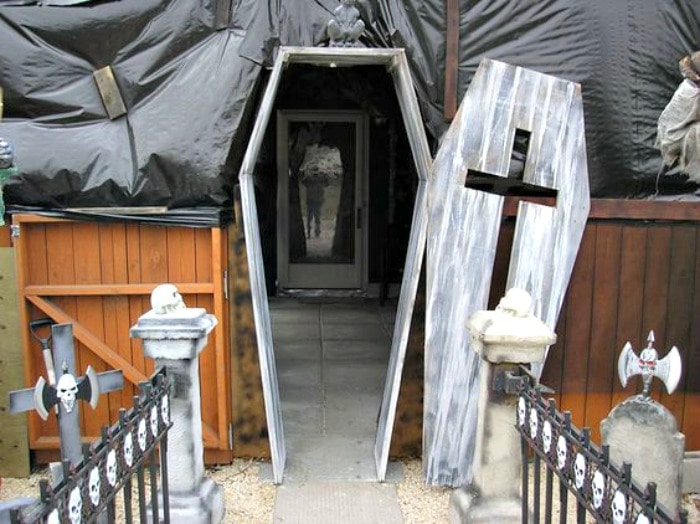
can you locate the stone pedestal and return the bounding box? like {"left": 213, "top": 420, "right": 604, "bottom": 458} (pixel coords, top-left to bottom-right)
{"left": 450, "top": 291, "right": 556, "bottom": 523}
{"left": 130, "top": 308, "right": 225, "bottom": 524}
{"left": 601, "top": 395, "right": 684, "bottom": 517}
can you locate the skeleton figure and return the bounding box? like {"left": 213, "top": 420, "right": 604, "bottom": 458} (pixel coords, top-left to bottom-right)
{"left": 556, "top": 435, "right": 567, "bottom": 470}
{"left": 542, "top": 421, "right": 553, "bottom": 454}
{"left": 150, "top": 405, "right": 159, "bottom": 436}
{"left": 123, "top": 432, "right": 134, "bottom": 467}
{"left": 529, "top": 407, "right": 538, "bottom": 439}
{"left": 161, "top": 394, "right": 170, "bottom": 425}
{"left": 68, "top": 486, "right": 82, "bottom": 524}
{"left": 611, "top": 490, "right": 627, "bottom": 524}
{"left": 106, "top": 450, "right": 118, "bottom": 487}
{"left": 88, "top": 467, "right": 101, "bottom": 507}
{"left": 56, "top": 372, "right": 79, "bottom": 413}
{"left": 150, "top": 284, "right": 186, "bottom": 314}
{"left": 0, "top": 138, "right": 14, "bottom": 169}
{"left": 138, "top": 419, "right": 148, "bottom": 452}
{"left": 517, "top": 397, "right": 526, "bottom": 427}
{"left": 574, "top": 453, "right": 586, "bottom": 490}
{"left": 592, "top": 470, "right": 605, "bottom": 509}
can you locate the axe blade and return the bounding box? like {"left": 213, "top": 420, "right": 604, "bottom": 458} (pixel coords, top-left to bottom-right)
{"left": 655, "top": 346, "right": 683, "bottom": 395}
{"left": 33, "top": 377, "right": 51, "bottom": 420}
{"left": 81, "top": 366, "right": 99, "bottom": 409}
{"left": 617, "top": 342, "right": 640, "bottom": 388}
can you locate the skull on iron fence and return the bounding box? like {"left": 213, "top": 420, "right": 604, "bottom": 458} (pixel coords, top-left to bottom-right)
{"left": 68, "top": 486, "right": 82, "bottom": 524}
{"left": 88, "top": 467, "right": 101, "bottom": 507}
{"left": 591, "top": 470, "right": 605, "bottom": 509}
{"left": 611, "top": 490, "right": 627, "bottom": 524}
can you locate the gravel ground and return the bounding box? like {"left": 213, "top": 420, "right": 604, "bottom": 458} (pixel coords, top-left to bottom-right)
{"left": 3, "top": 460, "right": 697, "bottom": 523}
{"left": 0, "top": 459, "right": 452, "bottom": 523}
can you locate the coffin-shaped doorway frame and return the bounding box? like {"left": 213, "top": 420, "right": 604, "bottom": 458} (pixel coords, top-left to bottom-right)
{"left": 237, "top": 47, "right": 432, "bottom": 483}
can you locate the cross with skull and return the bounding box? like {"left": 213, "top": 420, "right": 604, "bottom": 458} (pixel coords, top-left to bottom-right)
{"left": 9, "top": 323, "right": 124, "bottom": 469}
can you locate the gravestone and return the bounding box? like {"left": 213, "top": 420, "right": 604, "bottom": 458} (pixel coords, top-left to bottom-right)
{"left": 601, "top": 332, "right": 684, "bottom": 517}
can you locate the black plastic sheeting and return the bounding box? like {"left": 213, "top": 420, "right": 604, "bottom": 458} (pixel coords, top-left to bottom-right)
{"left": 0, "top": 0, "right": 698, "bottom": 227}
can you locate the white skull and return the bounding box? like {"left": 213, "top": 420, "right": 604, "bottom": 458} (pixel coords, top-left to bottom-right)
{"left": 517, "top": 397, "right": 526, "bottom": 427}
{"left": 611, "top": 490, "right": 627, "bottom": 524}
{"left": 529, "top": 408, "right": 538, "bottom": 439}
{"left": 150, "top": 405, "right": 159, "bottom": 436}
{"left": 592, "top": 470, "right": 605, "bottom": 509}
{"left": 574, "top": 453, "right": 586, "bottom": 489}
{"left": 161, "top": 394, "right": 170, "bottom": 425}
{"left": 47, "top": 509, "right": 60, "bottom": 524}
{"left": 88, "top": 467, "right": 101, "bottom": 507}
{"left": 496, "top": 288, "right": 532, "bottom": 317}
{"left": 542, "top": 421, "right": 552, "bottom": 454}
{"left": 635, "top": 514, "right": 650, "bottom": 524}
{"left": 68, "top": 486, "right": 82, "bottom": 524}
{"left": 151, "top": 284, "right": 186, "bottom": 314}
{"left": 106, "top": 450, "right": 118, "bottom": 487}
{"left": 123, "top": 432, "right": 134, "bottom": 468}
{"left": 138, "top": 419, "right": 148, "bottom": 451}
{"left": 556, "top": 435, "right": 567, "bottom": 470}
{"left": 57, "top": 373, "right": 79, "bottom": 413}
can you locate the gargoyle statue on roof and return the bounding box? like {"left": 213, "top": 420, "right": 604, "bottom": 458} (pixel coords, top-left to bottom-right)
{"left": 327, "top": 0, "right": 365, "bottom": 47}
{"left": 656, "top": 51, "right": 700, "bottom": 183}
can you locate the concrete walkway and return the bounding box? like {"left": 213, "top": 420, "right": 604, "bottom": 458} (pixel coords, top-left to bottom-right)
{"left": 268, "top": 299, "right": 404, "bottom": 523}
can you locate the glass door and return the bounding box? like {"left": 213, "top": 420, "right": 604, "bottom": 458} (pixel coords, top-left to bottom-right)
{"left": 277, "top": 111, "right": 366, "bottom": 290}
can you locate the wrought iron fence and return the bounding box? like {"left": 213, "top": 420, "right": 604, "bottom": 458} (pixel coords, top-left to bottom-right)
{"left": 11, "top": 368, "right": 172, "bottom": 524}
{"left": 518, "top": 384, "right": 686, "bottom": 523}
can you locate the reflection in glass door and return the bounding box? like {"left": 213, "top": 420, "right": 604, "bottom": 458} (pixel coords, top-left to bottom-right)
{"left": 277, "top": 111, "right": 367, "bottom": 290}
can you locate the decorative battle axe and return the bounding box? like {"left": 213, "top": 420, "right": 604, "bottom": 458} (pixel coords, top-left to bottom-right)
{"left": 617, "top": 330, "right": 682, "bottom": 398}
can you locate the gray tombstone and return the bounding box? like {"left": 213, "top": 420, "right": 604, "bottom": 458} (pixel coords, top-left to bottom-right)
{"left": 601, "top": 332, "right": 685, "bottom": 517}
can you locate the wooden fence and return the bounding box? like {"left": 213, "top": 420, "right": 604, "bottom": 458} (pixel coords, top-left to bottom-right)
{"left": 8, "top": 215, "right": 233, "bottom": 464}
{"left": 1, "top": 198, "right": 698, "bottom": 463}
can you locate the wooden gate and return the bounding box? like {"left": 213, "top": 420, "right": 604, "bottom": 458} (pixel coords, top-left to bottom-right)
{"left": 12, "top": 214, "right": 232, "bottom": 463}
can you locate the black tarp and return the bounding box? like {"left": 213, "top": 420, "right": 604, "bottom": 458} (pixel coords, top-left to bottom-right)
{"left": 0, "top": 0, "right": 698, "bottom": 225}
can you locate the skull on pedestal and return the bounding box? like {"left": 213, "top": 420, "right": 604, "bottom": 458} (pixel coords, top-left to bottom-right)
{"left": 57, "top": 373, "right": 79, "bottom": 413}
{"left": 150, "top": 284, "right": 186, "bottom": 314}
